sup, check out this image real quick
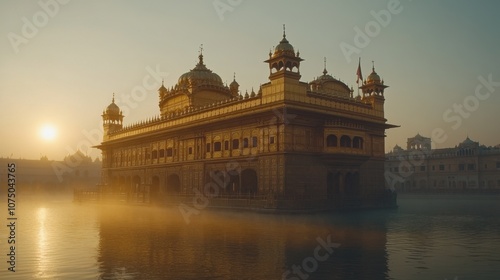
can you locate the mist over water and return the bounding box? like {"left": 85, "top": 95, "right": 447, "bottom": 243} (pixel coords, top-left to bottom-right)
{"left": 0, "top": 193, "right": 499, "bottom": 279}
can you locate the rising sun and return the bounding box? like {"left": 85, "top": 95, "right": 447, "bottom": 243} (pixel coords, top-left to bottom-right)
{"left": 40, "top": 124, "right": 57, "bottom": 141}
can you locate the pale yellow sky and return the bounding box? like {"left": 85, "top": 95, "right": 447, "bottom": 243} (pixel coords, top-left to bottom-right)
{"left": 1, "top": 0, "right": 499, "bottom": 160}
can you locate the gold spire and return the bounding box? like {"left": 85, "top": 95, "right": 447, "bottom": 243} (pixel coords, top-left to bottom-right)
{"left": 323, "top": 57, "right": 328, "bottom": 75}
{"left": 198, "top": 44, "right": 204, "bottom": 65}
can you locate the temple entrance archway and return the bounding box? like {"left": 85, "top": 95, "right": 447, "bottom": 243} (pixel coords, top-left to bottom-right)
{"left": 327, "top": 172, "right": 341, "bottom": 199}
{"left": 166, "top": 174, "right": 181, "bottom": 194}
{"left": 241, "top": 169, "right": 258, "bottom": 194}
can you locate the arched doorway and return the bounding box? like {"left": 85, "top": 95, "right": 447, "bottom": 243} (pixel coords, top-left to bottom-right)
{"left": 151, "top": 176, "right": 160, "bottom": 194}
{"left": 150, "top": 176, "right": 161, "bottom": 204}
{"left": 166, "top": 174, "right": 181, "bottom": 194}
{"left": 226, "top": 173, "right": 240, "bottom": 195}
{"left": 205, "top": 170, "right": 228, "bottom": 196}
{"left": 132, "top": 175, "right": 141, "bottom": 193}
{"left": 327, "top": 172, "right": 341, "bottom": 199}
{"left": 116, "top": 176, "right": 124, "bottom": 193}
{"left": 345, "top": 172, "right": 360, "bottom": 195}
{"left": 241, "top": 169, "right": 258, "bottom": 194}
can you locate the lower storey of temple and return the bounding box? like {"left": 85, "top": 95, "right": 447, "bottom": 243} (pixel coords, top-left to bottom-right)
{"left": 76, "top": 154, "right": 397, "bottom": 212}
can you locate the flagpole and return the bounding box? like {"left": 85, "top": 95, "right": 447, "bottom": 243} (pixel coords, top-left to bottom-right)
{"left": 356, "top": 57, "right": 362, "bottom": 97}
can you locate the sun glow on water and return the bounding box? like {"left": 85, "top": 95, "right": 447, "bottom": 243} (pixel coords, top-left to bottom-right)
{"left": 37, "top": 207, "right": 49, "bottom": 277}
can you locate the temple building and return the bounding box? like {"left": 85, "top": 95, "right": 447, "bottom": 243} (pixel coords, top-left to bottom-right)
{"left": 93, "top": 29, "right": 397, "bottom": 211}
{"left": 386, "top": 134, "right": 500, "bottom": 192}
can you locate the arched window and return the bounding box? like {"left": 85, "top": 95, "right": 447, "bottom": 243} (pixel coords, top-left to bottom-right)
{"left": 340, "top": 136, "right": 351, "bottom": 148}
{"left": 326, "top": 135, "right": 337, "bottom": 147}
{"left": 252, "top": 136, "right": 258, "bottom": 147}
{"left": 232, "top": 139, "right": 239, "bottom": 149}
{"left": 243, "top": 138, "right": 249, "bottom": 148}
{"left": 214, "top": 142, "right": 222, "bottom": 152}
{"left": 159, "top": 149, "right": 165, "bottom": 158}
{"left": 152, "top": 150, "right": 158, "bottom": 159}
{"left": 353, "top": 137, "right": 364, "bottom": 149}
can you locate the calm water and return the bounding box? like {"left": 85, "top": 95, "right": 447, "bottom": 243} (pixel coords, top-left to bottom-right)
{"left": 0, "top": 194, "right": 499, "bottom": 280}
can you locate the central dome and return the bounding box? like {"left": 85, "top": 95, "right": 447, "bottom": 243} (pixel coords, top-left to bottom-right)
{"left": 178, "top": 53, "right": 223, "bottom": 88}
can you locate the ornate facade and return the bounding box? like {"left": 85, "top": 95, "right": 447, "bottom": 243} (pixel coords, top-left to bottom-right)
{"left": 94, "top": 29, "right": 397, "bottom": 210}
{"left": 386, "top": 134, "right": 500, "bottom": 192}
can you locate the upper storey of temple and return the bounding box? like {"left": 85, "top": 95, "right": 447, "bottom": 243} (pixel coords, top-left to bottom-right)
{"left": 102, "top": 27, "right": 392, "bottom": 139}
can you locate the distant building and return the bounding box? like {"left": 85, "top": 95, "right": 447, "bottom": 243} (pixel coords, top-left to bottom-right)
{"left": 0, "top": 151, "right": 101, "bottom": 194}
{"left": 386, "top": 134, "right": 500, "bottom": 192}
{"left": 94, "top": 28, "right": 397, "bottom": 211}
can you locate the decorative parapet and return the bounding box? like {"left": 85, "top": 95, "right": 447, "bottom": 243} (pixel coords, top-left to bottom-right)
{"left": 106, "top": 85, "right": 385, "bottom": 142}
{"left": 107, "top": 94, "right": 262, "bottom": 141}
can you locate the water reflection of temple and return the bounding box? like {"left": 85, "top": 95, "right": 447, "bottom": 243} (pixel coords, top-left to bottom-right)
{"left": 96, "top": 206, "right": 390, "bottom": 279}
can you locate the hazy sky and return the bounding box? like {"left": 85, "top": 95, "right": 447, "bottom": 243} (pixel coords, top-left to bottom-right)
{"left": 1, "top": 0, "right": 499, "bottom": 160}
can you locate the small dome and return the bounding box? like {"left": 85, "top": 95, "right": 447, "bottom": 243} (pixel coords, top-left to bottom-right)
{"left": 230, "top": 73, "right": 239, "bottom": 88}
{"left": 106, "top": 95, "right": 120, "bottom": 115}
{"left": 230, "top": 79, "right": 239, "bottom": 87}
{"left": 158, "top": 81, "right": 167, "bottom": 92}
{"left": 461, "top": 137, "right": 476, "bottom": 146}
{"left": 366, "top": 67, "right": 381, "bottom": 83}
{"left": 274, "top": 37, "right": 295, "bottom": 56}
{"left": 272, "top": 27, "right": 296, "bottom": 58}
{"left": 392, "top": 144, "right": 404, "bottom": 153}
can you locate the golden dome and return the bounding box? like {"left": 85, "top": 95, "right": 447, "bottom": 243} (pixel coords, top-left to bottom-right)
{"left": 310, "top": 63, "right": 350, "bottom": 93}
{"left": 106, "top": 94, "right": 120, "bottom": 115}
{"left": 158, "top": 80, "right": 167, "bottom": 92}
{"left": 272, "top": 25, "right": 296, "bottom": 58}
{"left": 366, "top": 66, "right": 381, "bottom": 83}
{"left": 178, "top": 53, "right": 223, "bottom": 88}
{"left": 230, "top": 73, "right": 239, "bottom": 87}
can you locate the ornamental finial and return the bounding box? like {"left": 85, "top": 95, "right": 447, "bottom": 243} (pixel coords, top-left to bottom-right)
{"left": 323, "top": 57, "right": 328, "bottom": 75}
{"left": 198, "top": 44, "right": 204, "bottom": 65}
